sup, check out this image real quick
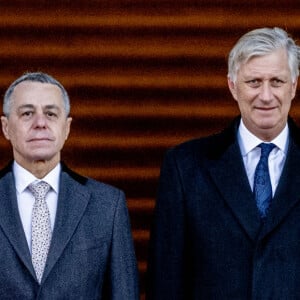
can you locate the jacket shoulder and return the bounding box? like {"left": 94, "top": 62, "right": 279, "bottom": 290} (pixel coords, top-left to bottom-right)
{"left": 61, "top": 163, "right": 124, "bottom": 199}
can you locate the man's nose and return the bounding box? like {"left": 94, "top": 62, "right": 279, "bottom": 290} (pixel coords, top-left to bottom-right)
{"left": 33, "top": 113, "right": 47, "bottom": 127}
{"left": 259, "top": 82, "right": 273, "bottom": 102}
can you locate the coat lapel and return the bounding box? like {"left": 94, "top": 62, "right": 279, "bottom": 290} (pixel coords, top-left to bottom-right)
{"left": 42, "top": 168, "right": 90, "bottom": 282}
{"left": 0, "top": 167, "right": 36, "bottom": 279}
{"left": 207, "top": 117, "right": 300, "bottom": 242}
{"left": 199, "top": 117, "right": 261, "bottom": 241}
{"left": 207, "top": 140, "right": 262, "bottom": 241}
{"left": 258, "top": 136, "right": 300, "bottom": 240}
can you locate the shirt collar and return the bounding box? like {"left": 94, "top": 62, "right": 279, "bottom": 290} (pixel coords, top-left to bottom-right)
{"left": 237, "top": 119, "right": 289, "bottom": 156}
{"left": 13, "top": 161, "right": 61, "bottom": 194}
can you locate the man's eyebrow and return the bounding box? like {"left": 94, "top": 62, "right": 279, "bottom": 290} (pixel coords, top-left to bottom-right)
{"left": 17, "top": 104, "right": 35, "bottom": 111}
{"left": 17, "top": 104, "right": 60, "bottom": 110}
{"left": 44, "top": 105, "right": 60, "bottom": 110}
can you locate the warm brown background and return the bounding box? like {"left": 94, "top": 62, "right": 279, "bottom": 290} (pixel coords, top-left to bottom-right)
{"left": 1, "top": 1, "right": 300, "bottom": 298}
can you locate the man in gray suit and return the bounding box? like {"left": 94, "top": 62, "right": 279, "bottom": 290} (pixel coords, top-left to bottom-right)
{"left": 0, "top": 72, "right": 139, "bottom": 299}
{"left": 147, "top": 27, "right": 300, "bottom": 299}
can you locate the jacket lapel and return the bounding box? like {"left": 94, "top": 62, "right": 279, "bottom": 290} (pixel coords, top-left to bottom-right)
{"left": 0, "top": 167, "right": 36, "bottom": 279}
{"left": 42, "top": 168, "right": 90, "bottom": 282}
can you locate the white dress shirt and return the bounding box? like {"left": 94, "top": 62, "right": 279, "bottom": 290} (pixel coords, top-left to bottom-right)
{"left": 13, "top": 161, "right": 60, "bottom": 252}
{"left": 237, "top": 119, "right": 289, "bottom": 196}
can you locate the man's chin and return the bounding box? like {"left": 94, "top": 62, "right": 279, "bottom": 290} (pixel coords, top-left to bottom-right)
{"left": 253, "top": 115, "right": 281, "bottom": 129}
{"left": 257, "top": 120, "right": 281, "bottom": 130}
{"left": 27, "top": 152, "right": 55, "bottom": 163}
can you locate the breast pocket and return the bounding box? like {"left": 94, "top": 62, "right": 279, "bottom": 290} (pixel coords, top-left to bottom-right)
{"left": 71, "top": 237, "right": 108, "bottom": 253}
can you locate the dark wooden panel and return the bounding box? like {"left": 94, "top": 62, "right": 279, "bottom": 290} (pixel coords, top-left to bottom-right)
{"left": 0, "top": 1, "right": 299, "bottom": 298}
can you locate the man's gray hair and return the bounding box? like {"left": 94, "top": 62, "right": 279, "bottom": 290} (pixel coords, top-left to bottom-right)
{"left": 228, "top": 27, "right": 300, "bottom": 82}
{"left": 3, "top": 72, "right": 70, "bottom": 117}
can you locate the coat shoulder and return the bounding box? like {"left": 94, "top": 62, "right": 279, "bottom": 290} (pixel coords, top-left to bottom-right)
{"left": 168, "top": 119, "right": 237, "bottom": 162}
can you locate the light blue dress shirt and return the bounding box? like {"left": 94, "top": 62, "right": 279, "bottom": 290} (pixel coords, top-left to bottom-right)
{"left": 237, "top": 119, "right": 289, "bottom": 196}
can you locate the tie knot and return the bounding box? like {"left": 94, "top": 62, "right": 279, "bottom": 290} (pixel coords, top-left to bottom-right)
{"left": 28, "top": 181, "right": 50, "bottom": 200}
{"left": 259, "top": 143, "right": 276, "bottom": 158}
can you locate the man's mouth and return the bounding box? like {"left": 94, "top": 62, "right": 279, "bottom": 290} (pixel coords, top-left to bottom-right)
{"left": 255, "top": 106, "right": 277, "bottom": 111}
{"left": 28, "top": 138, "right": 52, "bottom": 142}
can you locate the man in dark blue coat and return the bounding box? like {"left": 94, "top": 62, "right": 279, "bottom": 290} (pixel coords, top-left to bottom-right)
{"left": 0, "top": 72, "right": 139, "bottom": 299}
{"left": 147, "top": 27, "right": 300, "bottom": 299}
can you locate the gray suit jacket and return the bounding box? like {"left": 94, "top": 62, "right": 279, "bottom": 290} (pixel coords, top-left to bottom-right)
{"left": 147, "top": 117, "right": 300, "bottom": 299}
{"left": 0, "top": 163, "right": 139, "bottom": 299}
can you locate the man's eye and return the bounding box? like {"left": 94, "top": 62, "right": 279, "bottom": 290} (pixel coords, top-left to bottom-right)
{"left": 271, "top": 79, "right": 284, "bottom": 87}
{"left": 246, "top": 79, "right": 260, "bottom": 87}
{"left": 22, "top": 111, "right": 33, "bottom": 117}
{"left": 46, "top": 112, "right": 57, "bottom": 118}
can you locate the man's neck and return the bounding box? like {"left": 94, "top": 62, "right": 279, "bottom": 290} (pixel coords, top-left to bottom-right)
{"left": 15, "top": 158, "right": 60, "bottom": 179}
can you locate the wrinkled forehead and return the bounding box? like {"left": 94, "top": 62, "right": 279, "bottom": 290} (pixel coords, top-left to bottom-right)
{"left": 12, "top": 81, "right": 62, "bottom": 96}
{"left": 236, "top": 48, "right": 291, "bottom": 75}
{"left": 11, "top": 81, "right": 65, "bottom": 106}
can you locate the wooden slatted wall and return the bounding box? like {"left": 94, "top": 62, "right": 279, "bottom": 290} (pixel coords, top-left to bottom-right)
{"left": 1, "top": 1, "right": 300, "bottom": 298}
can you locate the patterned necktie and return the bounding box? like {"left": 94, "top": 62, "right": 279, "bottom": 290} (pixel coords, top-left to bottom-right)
{"left": 28, "top": 181, "right": 51, "bottom": 283}
{"left": 253, "top": 143, "right": 276, "bottom": 218}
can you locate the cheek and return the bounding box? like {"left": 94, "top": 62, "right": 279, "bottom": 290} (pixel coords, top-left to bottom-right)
{"left": 61, "top": 122, "right": 71, "bottom": 140}
{"left": 56, "top": 128, "right": 69, "bottom": 146}
{"left": 7, "top": 125, "right": 18, "bottom": 140}
{"left": 239, "top": 90, "right": 258, "bottom": 106}
{"left": 236, "top": 96, "right": 252, "bottom": 111}
{"left": 283, "top": 100, "right": 293, "bottom": 112}
{"left": 7, "top": 123, "right": 28, "bottom": 142}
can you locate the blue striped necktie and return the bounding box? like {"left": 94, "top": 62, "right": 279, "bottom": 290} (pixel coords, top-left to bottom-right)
{"left": 253, "top": 143, "right": 276, "bottom": 218}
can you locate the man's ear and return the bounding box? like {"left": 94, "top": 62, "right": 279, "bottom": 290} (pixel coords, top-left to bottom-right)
{"left": 227, "top": 77, "right": 238, "bottom": 101}
{"left": 291, "top": 77, "right": 298, "bottom": 100}
{"left": 1, "top": 116, "right": 10, "bottom": 140}
{"left": 64, "top": 117, "right": 72, "bottom": 140}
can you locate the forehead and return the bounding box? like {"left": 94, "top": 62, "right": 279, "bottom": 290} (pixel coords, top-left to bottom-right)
{"left": 239, "top": 49, "right": 290, "bottom": 77}
{"left": 11, "top": 81, "right": 64, "bottom": 106}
